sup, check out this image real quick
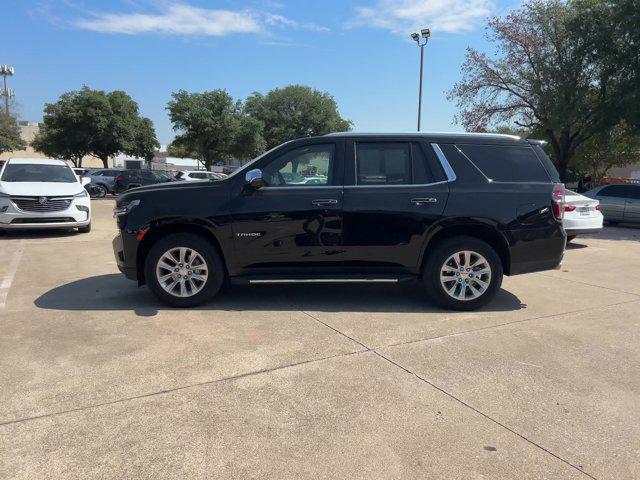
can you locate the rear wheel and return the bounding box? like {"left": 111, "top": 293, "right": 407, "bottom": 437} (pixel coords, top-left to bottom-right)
{"left": 145, "top": 233, "right": 225, "bottom": 307}
{"left": 423, "top": 236, "right": 503, "bottom": 311}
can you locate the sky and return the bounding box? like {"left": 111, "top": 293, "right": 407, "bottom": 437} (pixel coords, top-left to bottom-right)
{"left": 3, "top": 0, "right": 522, "bottom": 144}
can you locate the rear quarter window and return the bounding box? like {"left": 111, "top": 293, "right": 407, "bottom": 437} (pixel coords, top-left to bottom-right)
{"left": 598, "top": 185, "right": 631, "bottom": 198}
{"left": 457, "top": 144, "right": 550, "bottom": 183}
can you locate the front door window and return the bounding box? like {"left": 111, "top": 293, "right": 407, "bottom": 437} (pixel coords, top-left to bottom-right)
{"left": 262, "top": 144, "right": 335, "bottom": 187}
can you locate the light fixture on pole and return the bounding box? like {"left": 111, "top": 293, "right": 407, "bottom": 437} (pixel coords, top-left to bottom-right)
{"left": 410, "top": 29, "right": 430, "bottom": 131}
{"left": 0, "top": 65, "right": 15, "bottom": 115}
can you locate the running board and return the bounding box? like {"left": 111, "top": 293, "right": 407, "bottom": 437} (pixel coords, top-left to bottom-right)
{"left": 230, "top": 274, "right": 416, "bottom": 285}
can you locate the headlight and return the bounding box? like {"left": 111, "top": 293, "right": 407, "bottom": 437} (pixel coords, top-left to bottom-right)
{"left": 114, "top": 199, "right": 140, "bottom": 217}
{"left": 74, "top": 190, "right": 89, "bottom": 198}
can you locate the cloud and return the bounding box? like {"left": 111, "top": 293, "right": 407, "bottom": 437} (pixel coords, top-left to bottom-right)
{"left": 351, "top": 0, "right": 494, "bottom": 35}
{"left": 73, "top": 2, "right": 329, "bottom": 37}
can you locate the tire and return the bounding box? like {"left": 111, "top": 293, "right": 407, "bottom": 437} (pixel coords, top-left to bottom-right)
{"left": 145, "top": 233, "right": 225, "bottom": 308}
{"left": 94, "top": 184, "right": 107, "bottom": 198}
{"left": 566, "top": 235, "right": 576, "bottom": 243}
{"left": 78, "top": 223, "right": 91, "bottom": 234}
{"left": 423, "top": 236, "right": 503, "bottom": 311}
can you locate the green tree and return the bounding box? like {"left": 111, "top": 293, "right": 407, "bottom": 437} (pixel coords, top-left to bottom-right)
{"left": 571, "top": 0, "right": 640, "bottom": 131}
{"left": 245, "top": 85, "right": 352, "bottom": 149}
{"left": 167, "top": 89, "right": 265, "bottom": 169}
{"left": 132, "top": 118, "right": 159, "bottom": 165}
{"left": 448, "top": 0, "right": 625, "bottom": 181}
{"left": 0, "top": 111, "right": 26, "bottom": 154}
{"left": 573, "top": 122, "right": 640, "bottom": 184}
{"left": 32, "top": 86, "right": 158, "bottom": 168}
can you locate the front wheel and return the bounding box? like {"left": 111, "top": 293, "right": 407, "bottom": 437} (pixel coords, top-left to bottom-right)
{"left": 145, "top": 233, "right": 225, "bottom": 307}
{"left": 423, "top": 236, "right": 503, "bottom": 311}
{"left": 93, "top": 184, "right": 107, "bottom": 198}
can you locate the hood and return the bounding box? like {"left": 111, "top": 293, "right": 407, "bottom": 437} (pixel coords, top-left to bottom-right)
{"left": 0, "top": 181, "right": 85, "bottom": 197}
{"left": 116, "top": 179, "right": 218, "bottom": 205}
{"left": 126, "top": 179, "right": 211, "bottom": 194}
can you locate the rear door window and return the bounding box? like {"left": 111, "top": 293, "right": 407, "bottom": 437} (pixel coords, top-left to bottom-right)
{"left": 457, "top": 144, "right": 550, "bottom": 182}
{"left": 356, "top": 142, "right": 411, "bottom": 185}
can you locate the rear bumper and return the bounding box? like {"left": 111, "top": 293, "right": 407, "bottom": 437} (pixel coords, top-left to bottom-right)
{"left": 565, "top": 227, "right": 602, "bottom": 236}
{"left": 507, "top": 225, "right": 566, "bottom": 276}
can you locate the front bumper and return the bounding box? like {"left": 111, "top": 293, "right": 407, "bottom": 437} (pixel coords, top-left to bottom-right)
{"left": 113, "top": 231, "right": 138, "bottom": 281}
{"left": 0, "top": 195, "right": 91, "bottom": 230}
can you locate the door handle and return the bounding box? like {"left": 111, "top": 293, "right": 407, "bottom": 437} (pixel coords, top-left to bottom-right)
{"left": 312, "top": 199, "right": 339, "bottom": 206}
{"left": 411, "top": 198, "right": 438, "bottom": 205}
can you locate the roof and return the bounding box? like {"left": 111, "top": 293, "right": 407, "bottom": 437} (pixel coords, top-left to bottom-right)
{"left": 6, "top": 157, "right": 69, "bottom": 166}
{"left": 322, "top": 131, "right": 528, "bottom": 145}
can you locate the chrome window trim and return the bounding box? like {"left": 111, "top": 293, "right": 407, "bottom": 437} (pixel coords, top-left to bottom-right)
{"left": 430, "top": 143, "right": 457, "bottom": 182}
{"left": 261, "top": 185, "right": 338, "bottom": 191}
{"left": 344, "top": 180, "right": 449, "bottom": 189}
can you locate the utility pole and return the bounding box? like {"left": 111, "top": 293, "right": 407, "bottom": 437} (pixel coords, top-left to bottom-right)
{"left": 0, "top": 65, "right": 15, "bottom": 115}
{"left": 410, "top": 29, "right": 430, "bottom": 131}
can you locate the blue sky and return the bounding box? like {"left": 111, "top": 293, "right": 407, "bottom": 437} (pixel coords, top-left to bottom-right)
{"left": 3, "top": 0, "right": 521, "bottom": 144}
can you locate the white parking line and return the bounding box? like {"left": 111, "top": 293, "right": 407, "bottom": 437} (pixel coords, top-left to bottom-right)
{"left": 0, "top": 242, "right": 24, "bottom": 309}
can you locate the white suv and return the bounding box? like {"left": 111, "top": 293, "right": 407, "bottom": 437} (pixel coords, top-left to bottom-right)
{"left": 0, "top": 158, "right": 92, "bottom": 233}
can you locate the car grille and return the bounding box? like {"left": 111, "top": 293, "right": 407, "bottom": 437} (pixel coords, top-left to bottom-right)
{"left": 11, "top": 196, "right": 72, "bottom": 213}
{"left": 11, "top": 217, "right": 76, "bottom": 224}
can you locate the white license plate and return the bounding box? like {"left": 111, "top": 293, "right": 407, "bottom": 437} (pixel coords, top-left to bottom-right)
{"left": 578, "top": 207, "right": 593, "bottom": 216}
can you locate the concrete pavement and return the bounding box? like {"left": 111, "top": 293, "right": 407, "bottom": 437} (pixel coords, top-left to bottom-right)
{"left": 1, "top": 199, "right": 638, "bottom": 479}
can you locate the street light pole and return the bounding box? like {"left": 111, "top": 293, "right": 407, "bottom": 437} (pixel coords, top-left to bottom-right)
{"left": 411, "top": 29, "right": 430, "bottom": 132}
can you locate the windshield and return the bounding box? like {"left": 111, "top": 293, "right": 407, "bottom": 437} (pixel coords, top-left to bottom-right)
{"left": 1, "top": 163, "right": 78, "bottom": 183}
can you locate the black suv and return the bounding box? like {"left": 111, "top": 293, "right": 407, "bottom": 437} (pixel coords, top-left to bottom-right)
{"left": 112, "top": 133, "right": 566, "bottom": 310}
{"left": 113, "top": 169, "right": 176, "bottom": 193}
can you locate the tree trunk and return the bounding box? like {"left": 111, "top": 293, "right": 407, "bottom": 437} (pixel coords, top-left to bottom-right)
{"left": 100, "top": 155, "right": 109, "bottom": 169}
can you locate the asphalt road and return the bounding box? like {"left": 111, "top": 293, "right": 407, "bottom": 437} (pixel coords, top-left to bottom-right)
{"left": 1, "top": 199, "right": 639, "bottom": 479}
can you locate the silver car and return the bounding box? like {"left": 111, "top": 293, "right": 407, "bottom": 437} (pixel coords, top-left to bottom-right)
{"left": 583, "top": 184, "right": 640, "bottom": 224}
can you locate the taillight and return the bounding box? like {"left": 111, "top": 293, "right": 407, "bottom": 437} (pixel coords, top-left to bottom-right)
{"left": 115, "top": 176, "right": 123, "bottom": 182}
{"left": 564, "top": 205, "right": 576, "bottom": 212}
{"left": 552, "top": 184, "right": 565, "bottom": 220}
{"left": 595, "top": 204, "right": 601, "bottom": 211}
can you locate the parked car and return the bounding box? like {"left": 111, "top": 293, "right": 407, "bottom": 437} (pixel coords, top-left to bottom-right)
{"left": 113, "top": 170, "right": 176, "bottom": 194}
{"left": 562, "top": 190, "right": 603, "bottom": 241}
{"left": 72, "top": 167, "right": 90, "bottom": 177}
{"left": 175, "top": 171, "right": 226, "bottom": 181}
{"left": 0, "top": 158, "right": 92, "bottom": 233}
{"left": 112, "top": 133, "right": 566, "bottom": 311}
{"left": 584, "top": 184, "right": 640, "bottom": 225}
{"left": 85, "top": 169, "right": 123, "bottom": 197}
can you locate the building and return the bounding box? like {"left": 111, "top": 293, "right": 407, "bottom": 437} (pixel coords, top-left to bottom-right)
{"left": 609, "top": 164, "right": 640, "bottom": 180}
{"left": 0, "top": 121, "right": 105, "bottom": 168}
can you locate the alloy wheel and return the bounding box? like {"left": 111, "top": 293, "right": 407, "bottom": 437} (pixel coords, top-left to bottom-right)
{"left": 439, "top": 250, "right": 492, "bottom": 301}
{"left": 156, "top": 247, "right": 209, "bottom": 298}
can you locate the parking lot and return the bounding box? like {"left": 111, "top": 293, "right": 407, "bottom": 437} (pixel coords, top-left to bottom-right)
{"left": 1, "top": 199, "right": 639, "bottom": 479}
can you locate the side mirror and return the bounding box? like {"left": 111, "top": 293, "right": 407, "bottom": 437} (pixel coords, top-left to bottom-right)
{"left": 245, "top": 169, "right": 264, "bottom": 189}
{"left": 81, "top": 177, "right": 91, "bottom": 186}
